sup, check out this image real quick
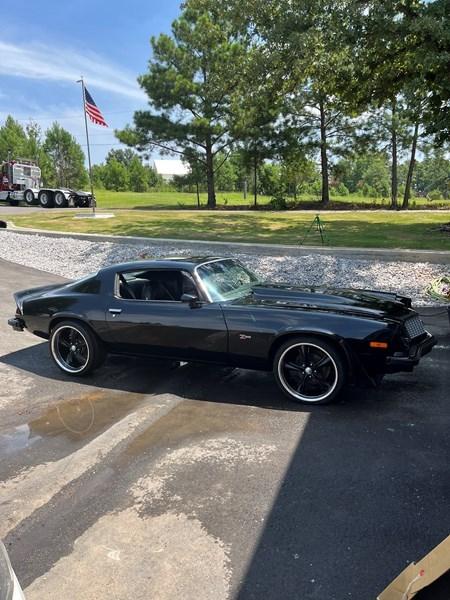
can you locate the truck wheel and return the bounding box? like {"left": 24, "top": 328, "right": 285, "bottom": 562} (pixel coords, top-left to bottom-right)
{"left": 39, "top": 190, "right": 54, "bottom": 208}
{"left": 24, "top": 189, "right": 36, "bottom": 205}
{"left": 54, "top": 191, "right": 68, "bottom": 208}
{"left": 8, "top": 197, "right": 19, "bottom": 207}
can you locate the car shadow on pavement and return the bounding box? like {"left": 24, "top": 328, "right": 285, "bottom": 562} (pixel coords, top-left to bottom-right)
{"left": 0, "top": 339, "right": 432, "bottom": 416}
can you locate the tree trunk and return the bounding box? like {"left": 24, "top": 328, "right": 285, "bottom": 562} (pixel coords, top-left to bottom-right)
{"left": 319, "top": 99, "right": 330, "bottom": 205}
{"left": 196, "top": 180, "right": 200, "bottom": 208}
{"left": 254, "top": 151, "right": 258, "bottom": 207}
{"left": 402, "top": 121, "right": 419, "bottom": 210}
{"left": 391, "top": 98, "right": 398, "bottom": 210}
{"left": 205, "top": 138, "right": 216, "bottom": 209}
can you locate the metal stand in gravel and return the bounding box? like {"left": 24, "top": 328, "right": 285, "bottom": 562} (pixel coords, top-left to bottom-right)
{"left": 299, "top": 214, "right": 328, "bottom": 246}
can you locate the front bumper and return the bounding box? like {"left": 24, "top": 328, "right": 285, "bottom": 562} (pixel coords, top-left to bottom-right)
{"left": 385, "top": 332, "right": 436, "bottom": 373}
{"left": 8, "top": 316, "right": 25, "bottom": 332}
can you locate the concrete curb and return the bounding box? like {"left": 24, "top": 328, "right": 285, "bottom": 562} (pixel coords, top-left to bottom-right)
{"left": 5, "top": 222, "right": 450, "bottom": 265}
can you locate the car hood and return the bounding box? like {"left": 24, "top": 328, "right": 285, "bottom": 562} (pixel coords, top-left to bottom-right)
{"left": 227, "top": 283, "right": 414, "bottom": 321}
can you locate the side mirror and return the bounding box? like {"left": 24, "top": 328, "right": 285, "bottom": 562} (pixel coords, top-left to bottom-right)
{"left": 181, "top": 293, "right": 202, "bottom": 308}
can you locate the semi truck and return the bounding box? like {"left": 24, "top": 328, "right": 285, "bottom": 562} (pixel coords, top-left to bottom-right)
{"left": 0, "top": 159, "right": 93, "bottom": 208}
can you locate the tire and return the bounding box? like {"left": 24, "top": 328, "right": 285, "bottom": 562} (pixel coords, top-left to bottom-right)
{"left": 24, "top": 189, "right": 36, "bottom": 206}
{"left": 8, "top": 197, "right": 19, "bottom": 207}
{"left": 54, "top": 191, "right": 68, "bottom": 208}
{"left": 273, "top": 336, "right": 346, "bottom": 404}
{"left": 39, "top": 190, "right": 54, "bottom": 208}
{"left": 49, "top": 320, "right": 106, "bottom": 376}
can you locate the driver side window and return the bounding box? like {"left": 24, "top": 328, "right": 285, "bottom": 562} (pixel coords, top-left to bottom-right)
{"left": 117, "top": 270, "right": 198, "bottom": 302}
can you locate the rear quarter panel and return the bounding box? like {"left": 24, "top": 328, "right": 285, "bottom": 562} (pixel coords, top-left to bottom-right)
{"left": 23, "top": 293, "right": 109, "bottom": 340}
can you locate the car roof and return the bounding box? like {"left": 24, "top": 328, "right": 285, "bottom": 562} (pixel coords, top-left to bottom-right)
{"left": 98, "top": 256, "right": 228, "bottom": 275}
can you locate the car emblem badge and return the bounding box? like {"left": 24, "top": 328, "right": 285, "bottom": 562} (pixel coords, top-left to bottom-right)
{"left": 239, "top": 334, "right": 252, "bottom": 340}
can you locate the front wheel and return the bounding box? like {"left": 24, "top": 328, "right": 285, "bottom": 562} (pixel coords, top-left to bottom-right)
{"left": 49, "top": 320, "right": 105, "bottom": 376}
{"left": 273, "top": 336, "right": 346, "bottom": 404}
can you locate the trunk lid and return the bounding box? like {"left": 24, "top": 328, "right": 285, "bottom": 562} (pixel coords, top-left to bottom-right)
{"left": 14, "top": 283, "right": 64, "bottom": 310}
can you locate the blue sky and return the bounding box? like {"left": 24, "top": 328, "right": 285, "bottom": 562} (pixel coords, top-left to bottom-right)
{"left": 0, "top": 0, "right": 182, "bottom": 164}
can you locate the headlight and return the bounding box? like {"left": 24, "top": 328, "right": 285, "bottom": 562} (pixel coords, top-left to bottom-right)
{"left": 0, "top": 542, "right": 24, "bottom": 600}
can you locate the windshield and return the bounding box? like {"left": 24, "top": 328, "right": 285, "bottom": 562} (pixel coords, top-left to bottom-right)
{"left": 196, "top": 259, "right": 260, "bottom": 301}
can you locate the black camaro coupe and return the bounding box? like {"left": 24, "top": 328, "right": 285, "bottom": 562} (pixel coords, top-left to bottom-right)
{"left": 8, "top": 257, "right": 435, "bottom": 404}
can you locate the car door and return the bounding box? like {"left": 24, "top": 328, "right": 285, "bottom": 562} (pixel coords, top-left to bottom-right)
{"left": 105, "top": 269, "right": 229, "bottom": 362}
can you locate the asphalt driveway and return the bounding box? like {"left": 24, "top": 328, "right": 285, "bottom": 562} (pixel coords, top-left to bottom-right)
{"left": 0, "top": 258, "right": 449, "bottom": 599}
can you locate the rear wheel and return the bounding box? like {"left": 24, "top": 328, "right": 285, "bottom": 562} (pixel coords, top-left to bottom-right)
{"left": 24, "top": 189, "right": 36, "bottom": 206}
{"left": 54, "top": 191, "right": 68, "bottom": 208}
{"left": 273, "top": 336, "right": 346, "bottom": 404}
{"left": 49, "top": 320, "right": 105, "bottom": 376}
{"left": 39, "top": 190, "right": 54, "bottom": 208}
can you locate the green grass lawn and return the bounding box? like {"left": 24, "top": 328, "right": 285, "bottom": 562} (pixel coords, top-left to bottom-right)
{"left": 93, "top": 189, "right": 450, "bottom": 210}
{"left": 9, "top": 209, "right": 450, "bottom": 250}
{"left": 94, "top": 190, "right": 271, "bottom": 209}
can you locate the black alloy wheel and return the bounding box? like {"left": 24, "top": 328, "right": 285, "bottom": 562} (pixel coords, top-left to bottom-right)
{"left": 50, "top": 320, "right": 105, "bottom": 376}
{"left": 274, "top": 336, "right": 346, "bottom": 404}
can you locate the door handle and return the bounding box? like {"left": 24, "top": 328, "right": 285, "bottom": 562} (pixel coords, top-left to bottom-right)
{"left": 108, "top": 308, "right": 122, "bottom": 315}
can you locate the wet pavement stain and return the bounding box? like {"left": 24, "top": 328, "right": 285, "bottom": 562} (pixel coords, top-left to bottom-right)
{"left": 0, "top": 390, "right": 149, "bottom": 473}
{"left": 120, "top": 399, "right": 269, "bottom": 465}
{"left": 29, "top": 390, "right": 146, "bottom": 441}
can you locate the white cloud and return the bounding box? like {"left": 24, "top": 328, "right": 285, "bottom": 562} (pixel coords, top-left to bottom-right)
{"left": 0, "top": 40, "right": 147, "bottom": 101}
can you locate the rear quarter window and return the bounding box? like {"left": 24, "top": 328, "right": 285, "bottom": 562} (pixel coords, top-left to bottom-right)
{"left": 71, "top": 277, "right": 101, "bottom": 294}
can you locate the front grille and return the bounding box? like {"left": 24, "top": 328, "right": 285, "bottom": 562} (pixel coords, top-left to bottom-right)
{"left": 404, "top": 315, "right": 426, "bottom": 339}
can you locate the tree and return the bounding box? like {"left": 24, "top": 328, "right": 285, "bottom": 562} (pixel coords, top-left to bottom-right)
{"left": 116, "top": 0, "right": 248, "bottom": 208}
{"left": 128, "top": 156, "right": 148, "bottom": 192}
{"left": 215, "top": 154, "right": 238, "bottom": 191}
{"left": 43, "top": 123, "right": 88, "bottom": 188}
{"left": 105, "top": 148, "right": 138, "bottom": 168}
{"left": 333, "top": 153, "right": 391, "bottom": 197}
{"left": 147, "top": 166, "right": 163, "bottom": 189}
{"left": 417, "top": 0, "right": 450, "bottom": 143}
{"left": 0, "top": 116, "right": 27, "bottom": 162}
{"left": 91, "top": 164, "right": 106, "bottom": 189}
{"left": 258, "top": 163, "right": 282, "bottom": 197}
{"left": 281, "top": 151, "right": 318, "bottom": 200}
{"left": 415, "top": 150, "right": 450, "bottom": 198}
{"left": 102, "top": 159, "right": 130, "bottom": 191}
{"left": 232, "top": 0, "right": 360, "bottom": 205}
{"left": 281, "top": 84, "right": 358, "bottom": 205}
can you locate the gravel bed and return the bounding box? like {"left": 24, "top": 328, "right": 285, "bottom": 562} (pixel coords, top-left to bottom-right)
{"left": 0, "top": 231, "right": 448, "bottom": 306}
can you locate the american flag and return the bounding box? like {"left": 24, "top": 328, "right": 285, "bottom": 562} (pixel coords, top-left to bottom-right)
{"left": 84, "top": 88, "right": 108, "bottom": 127}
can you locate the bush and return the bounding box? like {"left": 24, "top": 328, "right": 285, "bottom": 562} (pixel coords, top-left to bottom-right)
{"left": 269, "top": 193, "right": 288, "bottom": 210}
{"left": 362, "top": 183, "right": 377, "bottom": 197}
{"left": 332, "top": 183, "right": 349, "bottom": 196}
{"left": 306, "top": 181, "right": 322, "bottom": 196}
{"left": 427, "top": 189, "right": 443, "bottom": 201}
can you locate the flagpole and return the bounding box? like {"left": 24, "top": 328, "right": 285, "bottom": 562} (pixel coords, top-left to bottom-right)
{"left": 78, "top": 76, "right": 96, "bottom": 215}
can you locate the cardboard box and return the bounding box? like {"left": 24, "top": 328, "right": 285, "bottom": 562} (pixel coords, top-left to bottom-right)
{"left": 378, "top": 535, "right": 450, "bottom": 599}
